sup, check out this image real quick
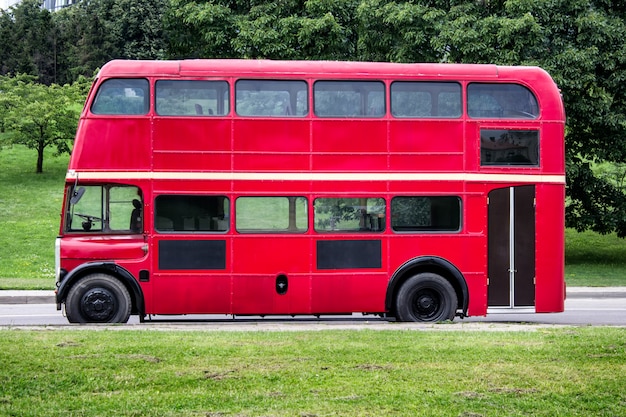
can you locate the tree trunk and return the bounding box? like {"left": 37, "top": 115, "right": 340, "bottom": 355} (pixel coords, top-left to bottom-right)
{"left": 36, "top": 140, "right": 45, "bottom": 174}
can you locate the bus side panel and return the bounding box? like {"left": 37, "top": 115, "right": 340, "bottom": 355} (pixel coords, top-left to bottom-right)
{"left": 540, "top": 123, "right": 566, "bottom": 175}
{"left": 70, "top": 118, "right": 151, "bottom": 170}
{"left": 312, "top": 236, "right": 388, "bottom": 314}
{"left": 150, "top": 236, "right": 232, "bottom": 315}
{"left": 310, "top": 273, "right": 388, "bottom": 314}
{"left": 534, "top": 183, "right": 565, "bottom": 313}
{"left": 231, "top": 235, "right": 312, "bottom": 315}
{"left": 389, "top": 121, "right": 465, "bottom": 171}
{"left": 233, "top": 119, "right": 310, "bottom": 171}
{"left": 388, "top": 235, "right": 487, "bottom": 316}
{"left": 153, "top": 119, "right": 232, "bottom": 171}
{"left": 312, "top": 120, "right": 388, "bottom": 171}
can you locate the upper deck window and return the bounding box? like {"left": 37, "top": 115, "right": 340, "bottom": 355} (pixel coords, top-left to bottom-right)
{"left": 91, "top": 79, "right": 149, "bottom": 115}
{"left": 467, "top": 83, "right": 539, "bottom": 119}
{"left": 480, "top": 129, "right": 539, "bottom": 166}
{"left": 235, "top": 80, "right": 308, "bottom": 117}
{"left": 391, "top": 82, "right": 461, "bottom": 118}
{"left": 314, "top": 81, "right": 385, "bottom": 117}
{"left": 156, "top": 80, "right": 229, "bottom": 116}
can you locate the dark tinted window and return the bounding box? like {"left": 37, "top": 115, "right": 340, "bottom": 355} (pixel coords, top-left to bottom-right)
{"left": 155, "top": 195, "right": 229, "bottom": 232}
{"left": 480, "top": 129, "right": 539, "bottom": 166}
{"left": 391, "top": 196, "right": 461, "bottom": 232}
{"left": 468, "top": 83, "right": 539, "bottom": 119}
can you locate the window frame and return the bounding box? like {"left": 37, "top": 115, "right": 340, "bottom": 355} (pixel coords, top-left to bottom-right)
{"left": 235, "top": 79, "right": 308, "bottom": 117}
{"left": 313, "top": 80, "right": 386, "bottom": 118}
{"left": 390, "top": 81, "right": 462, "bottom": 119}
{"left": 467, "top": 83, "right": 539, "bottom": 120}
{"left": 154, "top": 194, "right": 230, "bottom": 233}
{"left": 313, "top": 197, "right": 386, "bottom": 233}
{"left": 235, "top": 196, "right": 309, "bottom": 234}
{"left": 390, "top": 196, "right": 462, "bottom": 233}
{"left": 155, "top": 79, "right": 230, "bottom": 117}
{"left": 91, "top": 78, "right": 150, "bottom": 115}
{"left": 65, "top": 184, "right": 143, "bottom": 234}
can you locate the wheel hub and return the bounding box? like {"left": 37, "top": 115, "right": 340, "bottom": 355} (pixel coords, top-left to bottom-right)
{"left": 81, "top": 289, "right": 116, "bottom": 321}
{"left": 414, "top": 290, "right": 440, "bottom": 318}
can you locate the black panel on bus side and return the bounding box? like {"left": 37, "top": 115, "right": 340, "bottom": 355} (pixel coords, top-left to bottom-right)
{"left": 316, "top": 240, "right": 382, "bottom": 270}
{"left": 158, "top": 240, "right": 226, "bottom": 270}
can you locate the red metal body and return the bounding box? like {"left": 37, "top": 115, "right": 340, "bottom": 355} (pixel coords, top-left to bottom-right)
{"left": 57, "top": 59, "right": 566, "bottom": 320}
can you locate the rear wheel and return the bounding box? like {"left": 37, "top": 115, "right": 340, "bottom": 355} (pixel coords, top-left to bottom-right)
{"left": 395, "top": 273, "right": 457, "bottom": 322}
{"left": 65, "top": 274, "right": 132, "bottom": 323}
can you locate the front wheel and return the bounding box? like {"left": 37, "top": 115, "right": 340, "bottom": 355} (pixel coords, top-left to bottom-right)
{"left": 65, "top": 274, "right": 132, "bottom": 323}
{"left": 395, "top": 273, "right": 458, "bottom": 322}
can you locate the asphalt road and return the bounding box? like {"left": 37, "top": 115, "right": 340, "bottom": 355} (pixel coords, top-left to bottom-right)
{"left": 0, "top": 297, "right": 624, "bottom": 329}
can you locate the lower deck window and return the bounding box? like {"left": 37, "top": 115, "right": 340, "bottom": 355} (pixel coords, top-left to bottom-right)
{"left": 391, "top": 196, "right": 461, "bottom": 232}
{"left": 236, "top": 197, "right": 308, "bottom": 233}
{"left": 314, "top": 198, "right": 385, "bottom": 232}
{"left": 155, "top": 195, "right": 229, "bottom": 232}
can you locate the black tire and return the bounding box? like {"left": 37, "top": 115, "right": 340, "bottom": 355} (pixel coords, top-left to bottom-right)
{"left": 395, "top": 273, "right": 458, "bottom": 322}
{"left": 65, "top": 274, "right": 132, "bottom": 324}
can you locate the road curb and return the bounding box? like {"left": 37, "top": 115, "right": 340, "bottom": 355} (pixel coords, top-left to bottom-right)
{"left": 0, "top": 287, "right": 625, "bottom": 304}
{"left": 0, "top": 291, "right": 56, "bottom": 305}
{"left": 566, "top": 287, "right": 626, "bottom": 299}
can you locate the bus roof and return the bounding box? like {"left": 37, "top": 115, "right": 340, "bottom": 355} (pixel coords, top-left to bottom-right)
{"left": 95, "top": 59, "right": 552, "bottom": 83}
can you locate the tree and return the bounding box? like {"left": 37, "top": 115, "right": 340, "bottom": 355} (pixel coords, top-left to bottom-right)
{"left": 0, "top": 0, "right": 56, "bottom": 84}
{"left": 351, "top": 0, "right": 626, "bottom": 236}
{"left": 0, "top": 75, "right": 88, "bottom": 173}
{"left": 164, "top": 0, "right": 358, "bottom": 60}
{"left": 53, "top": 0, "right": 167, "bottom": 84}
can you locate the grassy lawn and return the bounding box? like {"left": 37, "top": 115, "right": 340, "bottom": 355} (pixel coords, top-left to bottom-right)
{"left": 0, "top": 145, "right": 68, "bottom": 289}
{"left": 0, "top": 327, "right": 624, "bottom": 416}
{"left": 1, "top": 144, "right": 625, "bottom": 289}
{"left": 565, "top": 228, "right": 626, "bottom": 286}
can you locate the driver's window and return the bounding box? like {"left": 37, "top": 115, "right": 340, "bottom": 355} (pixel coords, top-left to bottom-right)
{"left": 66, "top": 185, "right": 142, "bottom": 233}
{"left": 67, "top": 186, "right": 103, "bottom": 232}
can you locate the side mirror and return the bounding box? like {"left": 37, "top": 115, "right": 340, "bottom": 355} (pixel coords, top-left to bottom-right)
{"left": 70, "top": 187, "right": 86, "bottom": 205}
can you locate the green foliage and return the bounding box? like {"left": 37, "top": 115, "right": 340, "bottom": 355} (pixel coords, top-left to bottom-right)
{"left": 0, "top": 75, "right": 85, "bottom": 173}
{"left": 1, "top": 328, "right": 625, "bottom": 416}
{"left": 0, "top": 0, "right": 56, "bottom": 85}
{"left": 4, "top": 0, "right": 626, "bottom": 236}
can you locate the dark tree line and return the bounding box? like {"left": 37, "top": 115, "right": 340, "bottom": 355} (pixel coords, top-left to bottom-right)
{"left": 2, "top": 0, "right": 626, "bottom": 236}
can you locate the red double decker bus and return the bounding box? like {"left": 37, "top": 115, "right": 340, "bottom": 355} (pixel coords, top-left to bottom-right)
{"left": 55, "top": 59, "right": 565, "bottom": 323}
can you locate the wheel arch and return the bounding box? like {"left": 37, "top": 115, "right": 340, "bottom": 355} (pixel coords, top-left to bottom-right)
{"left": 386, "top": 256, "right": 469, "bottom": 318}
{"left": 56, "top": 262, "right": 145, "bottom": 318}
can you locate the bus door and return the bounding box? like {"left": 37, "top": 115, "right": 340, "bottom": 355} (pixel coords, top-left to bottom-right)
{"left": 487, "top": 185, "right": 535, "bottom": 308}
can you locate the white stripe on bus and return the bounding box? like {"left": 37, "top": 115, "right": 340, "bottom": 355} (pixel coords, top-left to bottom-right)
{"left": 67, "top": 170, "right": 565, "bottom": 184}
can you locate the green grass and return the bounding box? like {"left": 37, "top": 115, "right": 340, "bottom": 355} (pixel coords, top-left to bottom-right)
{"left": 1, "top": 144, "right": 625, "bottom": 289}
{"left": 0, "top": 328, "right": 624, "bottom": 416}
{"left": 0, "top": 144, "right": 68, "bottom": 289}
{"left": 565, "top": 228, "right": 626, "bottom": 286}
